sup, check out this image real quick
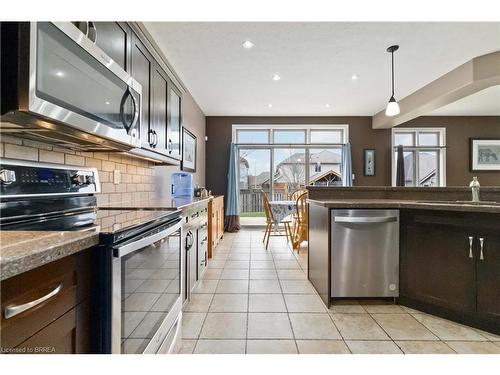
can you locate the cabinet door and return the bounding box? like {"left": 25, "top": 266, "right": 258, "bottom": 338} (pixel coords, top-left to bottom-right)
{"left": 402, "top": 215, "right": 476, "bottom": 313}
{"left": 151, "top": 64, "right": 168, "bottom": 154}
{"left": 131, "top": 34, "right": 154, "bottom": 149}
{"left": 93, "top": 22, "right": 131, "bottom": 72}
{"left": 167, "top": 85, "right": 182, "bottom": 160}
{"left": 476, "top": 232, "right": 500, "bottom": 320}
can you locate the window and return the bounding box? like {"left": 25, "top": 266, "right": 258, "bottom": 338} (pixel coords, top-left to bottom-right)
{"left": 236, "top": 130, "right": 269, "bottom": 144}
{"left": 392, "top": 128, "right": 446, "bottom": 187}
{"left": 234, "top": 124, "right": 348, "bottom": 224}
{"left": 310, "top": 129, "right": 343, "bottom": 144}
{"left": 274, "top": 130, "right": 306, "bottom": 144}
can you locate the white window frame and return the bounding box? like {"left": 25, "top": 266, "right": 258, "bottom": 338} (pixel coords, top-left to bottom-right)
{"left": 391, "top": 127, "right": 446, "bottom": 187}
{"left": 233, "top": 124, "right": 349, "bottom": 198}
{"left": 232, "top": 124, "right": 349, "bottom": 145}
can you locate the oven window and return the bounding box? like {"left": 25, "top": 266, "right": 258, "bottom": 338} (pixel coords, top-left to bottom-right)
{"left": 120, "top": 229, "right": 181, "bottom": 354}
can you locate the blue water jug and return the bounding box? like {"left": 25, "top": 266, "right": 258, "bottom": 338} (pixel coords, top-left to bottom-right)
{"left": 171, "top": 172, "right": 193, "bottom": 198}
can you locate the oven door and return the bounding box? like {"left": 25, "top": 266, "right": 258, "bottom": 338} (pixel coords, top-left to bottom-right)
{"left": 29, "top": 22, "right": 141, "bottom": 148}
{"left": 112, "top": 220, "right": 182, "bottom": 354}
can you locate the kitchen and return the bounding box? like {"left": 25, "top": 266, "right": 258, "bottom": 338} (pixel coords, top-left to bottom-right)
{"left": 1, "top": 2, "right": 500, "bottom": 370}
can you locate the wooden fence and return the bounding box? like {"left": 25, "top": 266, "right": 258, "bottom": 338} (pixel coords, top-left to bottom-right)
{"left": 239, "top": 190, "right": 285, "bottom": 213}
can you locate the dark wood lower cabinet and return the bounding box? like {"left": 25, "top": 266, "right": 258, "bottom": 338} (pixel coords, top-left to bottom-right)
{"left": 0, "top": 249, "right": 93, "bottom": 354}
{"left": 400, "top": 210, "right": 500, "bottom": 334}
{"left": 476, "top": 231, "right": 500, "bottom": 322}
{"left": 401, "top": 213, "right": 476, "bottom": 313}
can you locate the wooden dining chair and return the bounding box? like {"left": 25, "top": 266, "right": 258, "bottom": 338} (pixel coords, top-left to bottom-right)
{"left": 260, "top": 191, "right": 292, "bottom": 249}
{"left": 289, "top": 188, "right": 307, "bottom": 201}
{"left": 292, "top": 191, "right": 308, "bottom": 252}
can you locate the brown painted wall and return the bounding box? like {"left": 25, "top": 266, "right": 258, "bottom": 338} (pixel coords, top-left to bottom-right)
{"left": 400, "top": 116, "right": 500, "bottom": 186}
{"left": 205, "top": 116, "right": 500, "bottom": 195}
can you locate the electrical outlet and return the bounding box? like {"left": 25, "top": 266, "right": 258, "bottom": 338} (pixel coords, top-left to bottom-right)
{"left": 113, "top": 170, "right": 121, "bottom": 185}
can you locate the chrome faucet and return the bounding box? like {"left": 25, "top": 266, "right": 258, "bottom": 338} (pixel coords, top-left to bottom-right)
{"left": 469, "top": 177, "right": 480, "bottom": 203}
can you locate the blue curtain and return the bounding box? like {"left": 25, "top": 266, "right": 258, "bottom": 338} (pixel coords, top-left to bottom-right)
{"left": 225, "top": 143, "right": 241, "bottom": 232}
{"left": 341, "top": 143, "right": 353, "bottom": 187}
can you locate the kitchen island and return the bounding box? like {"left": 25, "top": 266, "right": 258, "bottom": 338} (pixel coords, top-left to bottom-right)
{"left": 307, "top": 186, "right": 500, "bottom": 335}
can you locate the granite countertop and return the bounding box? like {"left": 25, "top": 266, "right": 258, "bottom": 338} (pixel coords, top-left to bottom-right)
{"left": 308, "top": 198, "right": 500, "bottom": 213}
{"left": 98, "top": 196, "right": 214, "bottom": 210}
{"left": 0, "top": 230, "right": 99, "bottom": 281}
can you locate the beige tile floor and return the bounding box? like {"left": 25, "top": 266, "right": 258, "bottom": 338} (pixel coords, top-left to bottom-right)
{"left": 180, "top": 228, "right": 500, "bottom": 354}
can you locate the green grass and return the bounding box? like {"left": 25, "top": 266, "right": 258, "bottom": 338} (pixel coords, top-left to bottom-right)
{"left": 240, "top": 212, "right": 265, "bottom": 217}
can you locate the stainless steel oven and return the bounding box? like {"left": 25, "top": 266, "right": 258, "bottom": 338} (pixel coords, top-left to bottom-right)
{"left": 1, "top": 22, "right": 141, "bottom": 151}
{"left": 111, "top": 218, "right": 183, "bottom": 354}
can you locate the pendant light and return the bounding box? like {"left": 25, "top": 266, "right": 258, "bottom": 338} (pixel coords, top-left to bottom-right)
{"left": 385, "top": 45, "right": 400, "bottom": 117}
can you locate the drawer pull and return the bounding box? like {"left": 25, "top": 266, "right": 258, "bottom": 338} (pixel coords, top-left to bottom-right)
{"left": 4, "top": 283, "right": 63, "bottom": 319}
{"left": 468, "top": 236, "right": 474, "bottom": 259}
{"left": 479, "top": 237, "right": 485, "bottom": 261}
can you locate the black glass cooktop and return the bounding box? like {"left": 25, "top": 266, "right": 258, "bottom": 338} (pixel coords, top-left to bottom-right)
{"left": 97, "top": 208, "right": 181, "bottom": 244}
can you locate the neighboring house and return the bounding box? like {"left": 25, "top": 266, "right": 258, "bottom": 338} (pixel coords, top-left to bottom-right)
{"left": 248, "top": 171, "right": 271, "bottom": 189}
{"left": 239, "top": 157, "right": 249, "bottom": 189}
{"left": 309, "top": 170, "right": 342, "bottom": 186}
{"left": 261, "top": 149, "right": 343, "bottom": 189}
{"left": 404, "top": 153, "right": 437, "bottom": 186}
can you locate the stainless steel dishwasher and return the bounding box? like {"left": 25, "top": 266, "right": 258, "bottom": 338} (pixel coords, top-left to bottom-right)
{"left": 331, "top": 209, "right": 399, "bottom": 298}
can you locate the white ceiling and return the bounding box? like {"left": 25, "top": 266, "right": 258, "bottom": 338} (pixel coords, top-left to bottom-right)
{"left": 430, "top": 85, "right": 500, "bottom": 116}
{"left": 144, "top": 22, "right": 500, "bottom": 116}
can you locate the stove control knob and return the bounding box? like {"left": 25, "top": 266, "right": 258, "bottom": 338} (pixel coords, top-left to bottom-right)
{"left": 71, "top": 173, "right": 86, "bottom": 186}
{"left": 0, "top": 169, "right": 16, "bottom": 185}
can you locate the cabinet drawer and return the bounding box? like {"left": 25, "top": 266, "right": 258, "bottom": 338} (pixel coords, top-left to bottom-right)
{"left": 1, "top": 250, "right": 91, "bottom": 349}
{"left": 13, "top": 306, "right": 77, "bottom": 354}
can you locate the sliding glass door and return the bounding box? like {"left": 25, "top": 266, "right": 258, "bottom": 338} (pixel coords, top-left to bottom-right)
{"left": 234, "top": 125, "right": 349, "bottom": 225}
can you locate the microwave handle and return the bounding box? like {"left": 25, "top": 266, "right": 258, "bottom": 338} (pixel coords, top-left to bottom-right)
{"left": 119, "top": 88, "right": 139, "bottom": 134}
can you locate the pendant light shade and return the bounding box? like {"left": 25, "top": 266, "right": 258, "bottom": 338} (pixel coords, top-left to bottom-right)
{"left": 385, "top": 96, "right": 400, "bottom": 116}
{"left": 386, "top": 45, "right": 400, "bottom": 117}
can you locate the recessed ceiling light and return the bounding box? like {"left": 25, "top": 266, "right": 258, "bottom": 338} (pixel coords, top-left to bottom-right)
{"left": 105, "top": 101, "right": 110, "bottom": 105}
{"left": 55, "top": 71, "right": 64, "bottom": 77}
{"left": 272, "top": 74, "right": 281, "bottom": 81}
{"left": 325, "top": 104, "right": 331, "bottom": 108}
{"left": 268, "top": 104, "right": 273, "bottom": 108}
{"left": 242, "top": 40, "right": 254, "bottom": 49}
{"left": 351, "top": 74, "right": 358, "bottom": 80}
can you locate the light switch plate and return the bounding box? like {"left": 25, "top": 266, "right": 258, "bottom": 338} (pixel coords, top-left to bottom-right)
{"left": 113, "top": 170, "right": 121, "bottom": 185}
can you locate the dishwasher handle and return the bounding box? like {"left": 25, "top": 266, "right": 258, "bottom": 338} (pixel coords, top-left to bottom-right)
{"left": 334, "top": 216, "right": 398, "bottom": 224}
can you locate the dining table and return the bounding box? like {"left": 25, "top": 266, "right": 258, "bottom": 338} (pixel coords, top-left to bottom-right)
{"left": 268, "top": 200, "right": 296, "bottom": 226}
{"left": 268, "top": 198, "right": 308, "bottom": 250}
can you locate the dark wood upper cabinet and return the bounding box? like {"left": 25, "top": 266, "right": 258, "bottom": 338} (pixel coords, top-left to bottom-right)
{"left": 131, "top": 33, "right": 154, "bottom": 149}
{"left": 93, "top": 22, "right": 131, "bottom": 72}
{"left": 151, "top": 64, "right": 168, "bottom": 153}
{"left": 402, "top": 214, "right": 476, "bottom": 313}
{"left": 167, "top": 85, "right": 182, "bottom": 160}
{"left": 476, "top": 231, "right": 500, "bottom": 321}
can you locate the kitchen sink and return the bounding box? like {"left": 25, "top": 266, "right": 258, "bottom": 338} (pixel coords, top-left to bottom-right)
{"left": 416, "top": 200, "right": 500, "bottom": 206}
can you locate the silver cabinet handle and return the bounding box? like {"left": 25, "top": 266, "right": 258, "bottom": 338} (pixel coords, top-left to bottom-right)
{"left": 468, "top": 236, "right": 474, "bottom": 258}
{"left": 4, "top": 283, "right": 63, "bottom": 319}
{"left": 479, "top": 237, "right": 485, "bottom": 260}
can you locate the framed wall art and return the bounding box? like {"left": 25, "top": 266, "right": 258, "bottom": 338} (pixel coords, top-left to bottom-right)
{"left": 364, "top": 149, "right": 376, "bottom": 176}
{"left": 470, "top": 138, "right": 500, "bottom": 172}
{"left": 182, "top": 128, "right": 197, "bottom": 172}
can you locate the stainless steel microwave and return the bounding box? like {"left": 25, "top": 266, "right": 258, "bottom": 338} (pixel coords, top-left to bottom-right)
{"left": 0, "top": 22, "right": 142, "bottom": 151}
